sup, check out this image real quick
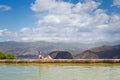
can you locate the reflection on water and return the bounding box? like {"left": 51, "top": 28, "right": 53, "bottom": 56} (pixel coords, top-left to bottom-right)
{"left": 0, "top": 63, "right": 120, "bottom": 80}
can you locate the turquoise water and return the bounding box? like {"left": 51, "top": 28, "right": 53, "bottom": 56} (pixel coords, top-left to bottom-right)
{"left": 0, "top": 63, "right": 120, "bottom": 80}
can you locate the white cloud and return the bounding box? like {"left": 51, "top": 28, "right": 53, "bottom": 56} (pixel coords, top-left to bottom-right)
{"left": 30, "top": 0, "right": 120, "bottom": 43}
{"left": 113, "top": 0, "right": 120, "bottom": 7}
{"left": 0, "top": 5, "right": 11, "bottom": 11}
{"left": 72, "top": 1, "right": 100, "bottom": 14}
{"left": 0, "top": 0, "right": 120, "bottom": 44}
{"left": 31, "top": 0, "right": 73, "bottom": 14}
{"left": 0, "top": 29, "right": 16, "bottom": 41}
{"left": 31, "top": 0, "right": 56, "bottom": 12}
{"left": 0, "top": 29, "right": 12, "bottom": 36}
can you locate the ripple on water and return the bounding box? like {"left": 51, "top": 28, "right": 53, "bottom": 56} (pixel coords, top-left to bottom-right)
{"left": 0, "top": 63, "right": 120, "bottom": 80}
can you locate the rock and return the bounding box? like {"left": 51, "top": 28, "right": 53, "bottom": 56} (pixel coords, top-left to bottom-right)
{"left": 49, "top": 51, "right": 73, "bottom": 59}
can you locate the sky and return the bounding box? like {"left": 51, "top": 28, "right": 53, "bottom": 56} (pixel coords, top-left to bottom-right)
{"left": 0, "top": 0, "right": 120, "bottom": 44}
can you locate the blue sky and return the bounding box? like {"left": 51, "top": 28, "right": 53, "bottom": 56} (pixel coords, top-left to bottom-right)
{"left": 0, "top": 0, "right": 120, "bottom": 44}
{"left": 0, "top": 0, "right": 35, "bottom": 31}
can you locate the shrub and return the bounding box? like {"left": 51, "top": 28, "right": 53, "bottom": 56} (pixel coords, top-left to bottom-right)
{"left": 0, "top": 52, "right": 16, "bottom": 59}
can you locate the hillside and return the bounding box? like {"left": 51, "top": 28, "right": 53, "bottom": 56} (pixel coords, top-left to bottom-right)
{"left": 74, "top": 45, "right": 120, "bottom": 59}
{"left": 0, "top": 41, "right": 84, "bottom": 59}
{"left": 0, "top": 41, "right": 120, "bottom": 59}
{"left": 49, "top": 51, "right": 73, "bottom": 59}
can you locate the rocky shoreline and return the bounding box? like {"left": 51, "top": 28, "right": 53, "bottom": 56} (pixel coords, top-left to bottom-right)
{"left": 0, "top": 59, "right": 120, "bottom": 63}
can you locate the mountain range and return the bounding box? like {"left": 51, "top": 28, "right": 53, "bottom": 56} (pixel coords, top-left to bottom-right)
{"left": 74, "top": 45, "right": 120, "bottom": 59}
{"left": 0, "top": 41, "right": 120, "bottom": 59}
{"left": 0, "top": 41, "right": 85, "bottom": 59}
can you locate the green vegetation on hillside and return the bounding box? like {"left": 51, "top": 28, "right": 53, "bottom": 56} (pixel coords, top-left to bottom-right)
{"left": 0, "top": 52, "right": 16, "bottom": 59}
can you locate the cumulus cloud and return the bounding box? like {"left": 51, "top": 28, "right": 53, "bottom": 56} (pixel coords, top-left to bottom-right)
{"left": 0, "top": 5, "right": 11, "bottom": 11}
{"left": 113, "top": 0, "right": 120, "bottom": 7}
{"left": 0, "top": 29, "right": 16, "bottom": 41}
{"left": 0, "top": 0, "right": 120, "bottom": 44}
{"left": 30, "top": 0, "right": 120, "bottom": 43}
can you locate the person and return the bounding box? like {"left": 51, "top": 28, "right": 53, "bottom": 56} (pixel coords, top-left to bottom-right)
{"left": 38, "top": 51, "right": 44, "bottom": 59}
{"left": 44, "top": 55, "right": 53, "bottom": 60}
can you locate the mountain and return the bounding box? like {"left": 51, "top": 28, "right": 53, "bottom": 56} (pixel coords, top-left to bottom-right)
{"left": 74, "top": 50, "right": 98, "bottom": 59}
{"left": 0, "top": 41, "right": 84, "bottom": 59}
{"left": 49, "top": 51, "right": 73, "bottom": 59}
{"left": 74, "top": 45, "right": 120, "bottom": 59}
{"left": 0, "top": 41, "right": 120, "bottom": 59}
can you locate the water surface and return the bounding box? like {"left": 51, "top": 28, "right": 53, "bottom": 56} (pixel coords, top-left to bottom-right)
{"left": 0, "top": 63, "right": 120, "bottom": 80}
